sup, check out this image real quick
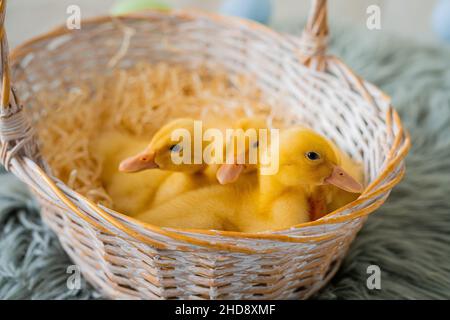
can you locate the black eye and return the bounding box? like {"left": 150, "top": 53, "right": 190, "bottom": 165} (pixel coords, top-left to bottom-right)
{"left": 306, "top": 151, "right": 320, "bottom": 160}
{"left": 169, "top": 144, "right": 182, "bottom": 152}
{"left": 253, "top": 141, "right": 259, "bottom": 148}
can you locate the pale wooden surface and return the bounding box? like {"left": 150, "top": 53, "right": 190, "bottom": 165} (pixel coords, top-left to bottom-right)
{"left": 6, "top": 0, "right": 438, "bottom": 49}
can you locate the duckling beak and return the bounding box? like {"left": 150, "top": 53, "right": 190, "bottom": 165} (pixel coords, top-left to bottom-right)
{"left": 324, "top": 165, "right": 363, "bottom": 193}
{"left": 216, "top": 163, "right": 245, "bottom": 185}
{"left": 119, "top": 151, "right": 158, "bottom": 173}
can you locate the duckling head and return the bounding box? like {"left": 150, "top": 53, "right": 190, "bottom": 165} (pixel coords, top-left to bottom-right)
{"left": 217, "top": 117, "right": 268, "bottom": 184}
{"left": 274, "top": 128, "right": 363, "bottom": 193}
{"left": 119, "top": 118, "right": 205, "bottom": 174}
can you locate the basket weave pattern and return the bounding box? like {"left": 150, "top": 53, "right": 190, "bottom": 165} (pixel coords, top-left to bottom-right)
{"left": 0, "top": 0, "right": 410, "bottom": 299}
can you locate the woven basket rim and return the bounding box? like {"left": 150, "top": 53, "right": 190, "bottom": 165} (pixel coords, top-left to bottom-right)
{"left": 7, "top": 9, "right": 411, "bottom": 252}
{"left": 11, "top": 9, "right": 289, "bottom": 61}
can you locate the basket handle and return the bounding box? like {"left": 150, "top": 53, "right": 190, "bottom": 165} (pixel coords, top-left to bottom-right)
{"left": 299, "top": 0, "right": 329, "bottom": 69}
{"left": 0, "top": 0, "right": 37, "bottom": 170}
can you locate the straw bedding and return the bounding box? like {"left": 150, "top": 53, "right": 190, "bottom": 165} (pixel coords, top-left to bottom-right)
{"left": 1, "top": 26, "right": 449, "bottom": 299}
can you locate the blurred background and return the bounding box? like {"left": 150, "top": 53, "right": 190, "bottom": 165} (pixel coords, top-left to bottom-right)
{"left": 6, "top": 0, "right": 443, "bottom": 49}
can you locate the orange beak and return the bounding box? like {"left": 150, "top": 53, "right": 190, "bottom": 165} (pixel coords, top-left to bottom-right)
{"left": 216, "top": 163, "right": 245, "bottom": 185}
{"left": 324, "top": 165, "right": 363, "bottom": 193}
{"left": 119, "top": 151, "right": 158, "bottom": 173}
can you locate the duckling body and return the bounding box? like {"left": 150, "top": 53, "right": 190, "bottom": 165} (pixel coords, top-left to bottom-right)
{"left": 151, "top": 166, "right": 219, "bottom": 206}
{"left": 237, "top": 171, "right": 312, "bottom": 232}
{"left": 136, "top": 171, "right": 310, "bottom": 233}
{"left": 136, "top": 174, "right": 257, "bottom": 231}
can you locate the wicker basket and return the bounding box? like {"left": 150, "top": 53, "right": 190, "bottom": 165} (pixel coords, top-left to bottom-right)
{"left": 0, "top": 0, "right": 410, "bottom": 299}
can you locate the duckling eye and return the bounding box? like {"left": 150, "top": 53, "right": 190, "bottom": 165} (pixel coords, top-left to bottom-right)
{"left": 169, "top": 144, "right": 182, "bottom": 153}
{"left": 253, "top": 141, "right": 259, "bottom": 148}
{"left": 306, "top": 151, "right": 320, "bottom": 161}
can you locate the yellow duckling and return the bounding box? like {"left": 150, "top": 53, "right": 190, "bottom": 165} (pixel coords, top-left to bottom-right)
{"left": 218, "top": 126, "right": 364, "bottom": 221}
{"left": 90, "top": 130, "right": 169, "bottom": 215}
{"left": 135, "top": 127, "right": 362, "bottom": 232}
{"left": 246, "top": 128, "right": 362, "bottom": 231}
{"left": 119, "top": 118, "right": 224, "bottom": 206}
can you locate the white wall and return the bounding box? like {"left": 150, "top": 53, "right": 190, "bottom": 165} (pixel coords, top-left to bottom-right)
{"left": 6, "top": 0, "right": 438, "bottom": 48}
